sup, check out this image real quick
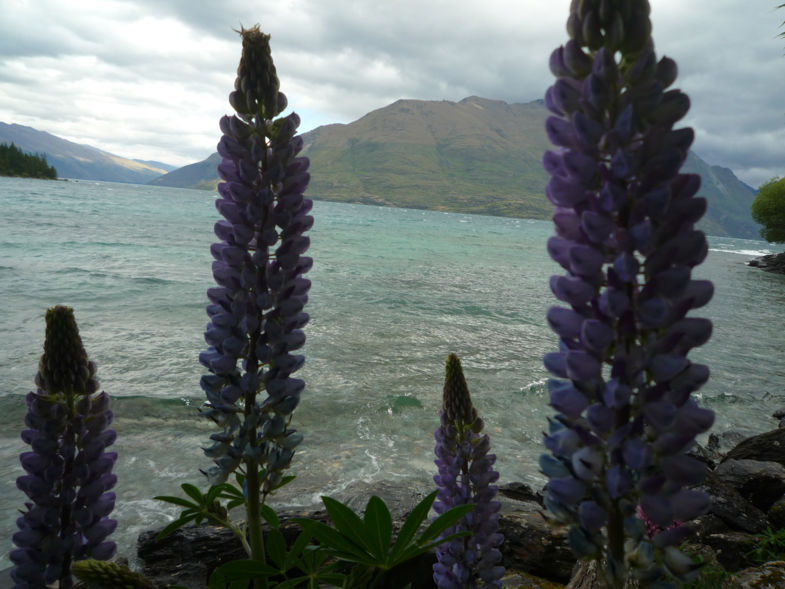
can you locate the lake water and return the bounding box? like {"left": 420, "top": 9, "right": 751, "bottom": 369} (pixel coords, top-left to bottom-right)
{"left": 1, "top": 176, "right": 784, "bottom": 569}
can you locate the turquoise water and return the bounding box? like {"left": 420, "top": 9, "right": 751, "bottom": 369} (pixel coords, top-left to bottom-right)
{"left": 1, "top": 176, "right": 784, "bottom": 569}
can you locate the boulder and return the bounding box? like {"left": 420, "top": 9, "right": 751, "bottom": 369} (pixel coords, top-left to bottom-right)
{"left": 748, "top": 252, "right": 785, "bottom": 274}
{"left": 714, "top": 459, "right": 785, "bottom": 512}
{"left": 498, "top": 495, "right": 573, "bottom": 584}
{"left": 700, "top": 531, "right": 760, "bottom": 572}
{"left": 733, "top": 560, "right": 785, "bottom": 587}
{"left": 767, "top": 496, "right": 785, "bottom": 530}
{"left": 723, "top": 428, "right": 785, "bottom": 468}
{"left": 694, "top": 470, "right": 768, "bottom": 534}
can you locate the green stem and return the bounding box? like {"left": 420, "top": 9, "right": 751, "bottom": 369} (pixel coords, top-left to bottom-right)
{"left": 245, "top": 459, "right": 267, "bottom": 589}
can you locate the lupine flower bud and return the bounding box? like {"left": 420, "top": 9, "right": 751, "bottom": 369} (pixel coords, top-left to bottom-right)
{"left": 541, "top": 1, "right": 714, "bottom": 587}
{"left": 12, "top": 307, "right": 117, "bottom": 589}
{"left": 433, "top": 354, "right": 504, "bottom": 589}
{"left": 200, "top": 26, "right": 312, "bottom": 493}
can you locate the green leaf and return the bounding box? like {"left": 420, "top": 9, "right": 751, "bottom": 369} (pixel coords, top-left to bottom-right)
{"left": 154, "top": 495, "right": 199, "bottom": 510}
{"left": 182, "top": 483, "right": 206, "bottom": 505}
{"left": 363, "top": 496, "right": 393, "bottom": 563}
{"left": 156, "top": 513, "right": 199, "bottom": 541}
{"left": 208, "top": 559, "right": 278, "bottom": 589}
{"left": 226, "top": 498, "right": 245, "bottom": 511}
{"left": 417, "top": 504, "right": 475, "bottom": 545}
{"left": 321, "top": 496, "right": 370, "bottom": 551}
{"left": 295, "top": 519, "right": 369, "bottom": 561}
{"left": 266, "top": 528, "right": 287, "bottom": 569}
{"left": 390, "top": 491, "right": 436, "bottom": 561}
{"left": 260, "top": 503, "right": 279, "bottom": 529}
{"left": 284, "top": 530, "right": 314, "bottom": 570}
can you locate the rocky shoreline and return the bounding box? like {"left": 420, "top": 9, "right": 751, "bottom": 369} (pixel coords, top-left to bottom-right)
{"left": 748, "top": 251, "right": 785, "bottom": 274}
{"left": 132, "top": 413, "right": 785, "bottom": 589}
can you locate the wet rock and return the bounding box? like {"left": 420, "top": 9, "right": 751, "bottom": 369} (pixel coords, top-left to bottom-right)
{"left": 498, "top": 495, "right": 573, "bottom": 584}
{"left": 734, "top": 559, "right": 785, "bottom": 587}
{"left": 694, "top": 470, "right": 768, "bottom": 534}
{"left": 714, "top": 459, "right": 785, "bottom": 512}
{"left": 723, "top": 428, "right": 785, "bottom": 469}
{"left": 767, "top": 496, "right": 785, "bottom": 530}
{"left": 748, "top": 252, "right": 785, "bottom": 275}
{"left": 701, "top": 531, "right": 760, "bottom": 572}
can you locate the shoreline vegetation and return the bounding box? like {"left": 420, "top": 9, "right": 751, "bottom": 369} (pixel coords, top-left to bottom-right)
{"left": 0, "top": 142, "right": 57, "bottom": 180}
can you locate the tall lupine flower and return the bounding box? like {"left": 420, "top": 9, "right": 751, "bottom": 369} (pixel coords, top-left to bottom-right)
{"left": 433, "top": 354, "right": 504, "bottom": 589}
{"left": 12, "top": 306, "right": 117, "bottom": 589}
{"left": 198, "top": 25, "right": 311, "bottom": 553}
{"left": 541, "top": 1, "right": 715, "bottom": 586}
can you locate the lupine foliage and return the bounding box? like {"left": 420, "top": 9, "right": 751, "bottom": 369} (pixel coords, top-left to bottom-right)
{"left": 541, "top": 1, "right": 715, "bottom": 586}
{"left": 12, "top": 306, "right": 117, "bottom": 589}
{"left": 433, "top": 354, "right": 504, "bottom": 588}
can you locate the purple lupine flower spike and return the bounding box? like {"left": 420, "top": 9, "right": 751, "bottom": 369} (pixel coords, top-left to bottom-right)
{"left": 199, "top": 25, "right": 312, "bottom": 494}
{"left": 12, "top": 306, "right": 117, "bottom": 589}
{"left": 433, "top": 354, "right": 504, "bottom": 589}
{"left": 542, "top": 1, "right": 714, "bottom": 586}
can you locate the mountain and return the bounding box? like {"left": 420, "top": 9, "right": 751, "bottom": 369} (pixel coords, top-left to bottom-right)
{"left": 0, "top": 122, "right": 171, "bottom": 184}
{"left": 150, "top": 152, "right": 221, "bottom": 190}
{"left": 152, "top": 97, "right": 761, "bottom": 239}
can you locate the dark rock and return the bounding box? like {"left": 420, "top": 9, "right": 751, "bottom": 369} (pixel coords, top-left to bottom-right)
{"left": 734, "top": 560, "right": 785, "bottom": 587}
{"left": 694, "top": 470, "right": 768, "bottom": 534}
{"left": 335, "top": 478, "right": 431, "bottom": 521}
{"left": 723, "top": 428, "right": 785, "bottom": 468}
{"left": 767, "top": 496, "right": 785, "bottom": 530}
{"left": 138, "top": 525, "right": 245, "bottom": 589}
{"left": 688, "top": 513, "right": 732, "bottom": 542}
{"left": 772, "top": 408, "right": 785, "bottom": 420}
{"left": 499, "top": 481, "right": 544, "bottom": 504}
{"left": 748, "top": 252, "right": 785, "bottom": 275}
{"left": 701, "top": 531, "right": 760, "bottom": 572}
{"left": 689, "top": 442, "right": 718, "bottom": 470}
{"left": 497, "top": 495, "right": 573, "bottom": 584}
{"left": 708, "top": 430, "right": 750, "bottom": 456}
{"left": 714, "top": 459, "right": 785, "bottom": 512}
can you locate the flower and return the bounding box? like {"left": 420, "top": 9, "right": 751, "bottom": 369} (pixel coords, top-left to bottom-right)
{"left": 199, "top": 25, "right": 312, "bottom": 494}
{"left": 541, "top": 1, "right": 714, "bottom": 586}
{"left": 433, "top": 354, "right": 504, "bottom": 589}
{"left": 12, "top": 306, "right": 116, "bottom": 589}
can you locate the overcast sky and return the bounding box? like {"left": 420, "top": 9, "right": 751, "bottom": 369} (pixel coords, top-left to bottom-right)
{"left": 1, "top": 0, "right": 784, "bottom": 187}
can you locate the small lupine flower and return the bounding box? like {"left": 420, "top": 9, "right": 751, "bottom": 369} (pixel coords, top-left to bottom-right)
{"left": 199, "top": 25, "right": 312, "bottom": 496}
{"left": 12, "top": 306, "right": 117, "bottom": 589}
{"left": 433, "top": 354, "right": 504, "bottom": 589}
{"left": 541, "top": 1, "right": 714, "bottom": 586}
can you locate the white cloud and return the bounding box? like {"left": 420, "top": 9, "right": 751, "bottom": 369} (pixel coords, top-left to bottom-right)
{"left": 0, "top": 0, "right": 783, "bottom": 184}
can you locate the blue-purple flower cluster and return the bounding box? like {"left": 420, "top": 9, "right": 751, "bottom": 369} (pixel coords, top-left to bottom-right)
{"left": 12, "top": 306, "right": 117, "bottom": 589}
{"left": 433, "top": 354, "right": 504, "bottom": 589}
{"left": 199, "top": 26, "right": 312, "bottom": 493}
{"left": 541, "top": 1, "right": 715, "bottom": 585}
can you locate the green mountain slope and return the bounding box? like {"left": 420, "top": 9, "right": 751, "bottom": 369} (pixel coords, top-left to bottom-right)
{"left": 153, "top": 96, "right": 761, "bottom": 239}
{"left": 0, "top": 122, "right": 170, "bottom": 184}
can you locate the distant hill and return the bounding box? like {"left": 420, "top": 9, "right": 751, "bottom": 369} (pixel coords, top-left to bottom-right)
{"left": 150, "top": 152, "right": 221, "bottom": 190}
{"left": 152, "top": 96, "right": 760, "bottom": 239}
{"left": 0, "top": 122, "right": 171, "bottom": 184}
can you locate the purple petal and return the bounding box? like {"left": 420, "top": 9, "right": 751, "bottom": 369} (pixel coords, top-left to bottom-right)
{"left": 622, "top": 439, "right": 651, "bottom": 470}
{"left": 553, "top": 208, "right": 583, "bottom": 241}
{"left": 643, "top": 401, "right": 677, "bottom": 431}
{"left": 579, "top": 500, "right": 608, "bottom": 533}
{"left": 547, "top": 307, "right": 584, "bottom": 339}
{"left": 606, "top": 465, "right": 633, "bottom": 499}
{"left": 549, "top": 380, "right": 589, "bottom": 418}
{"left": 661, "top": 454, "right": 706, "bottom": 486}
{"left": 587, "top": 403, "right": 614, "bottom": 434}
{"left": 566, "top": 351, "right": 601, "bottom": 381}
{"left": 548, "top": 476, "right": 585, "bottom": 505}
{"left": 550, "top": 275, "right": 595, "bottom": 306}
{"left": 546, "top": 175, "right": 588, "bottom": 207}
{"left": 546, "top": 116, "right": 575, "bottom": 148}
{"left": 581, "top": 319, "right": 614, "bottom": 352}
{"left": 580, "top": 211, "right": 614, "bottom": 243}
{"left": 670, "top": 489, "right": 710, "bottom": 521}
{"left": 640, "top": 494, "right": 674, "bottom": 528}
{"left": 598, "top": 288, "right": 629, "bottom": 318}
{"left": 650, "top": 354, "right": 688, "bottom": 383}
{"left": 569, "top": 245, "right": 603, "bottom": 278}
{"left": 544, "top": 352, "right": 568, "bottom": 378}
{"left": 638, "top": 297, "right": 668, "bottom": 327}
{"left": 603, "top": 379, "right": 632, "bottom": 408}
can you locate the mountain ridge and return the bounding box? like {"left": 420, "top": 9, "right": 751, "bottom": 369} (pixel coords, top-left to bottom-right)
{"left": 153, "top": 96, "right": 760, "bottom": 239}
{"left": 0, "top": 122, "right": 172, "bottom": 184}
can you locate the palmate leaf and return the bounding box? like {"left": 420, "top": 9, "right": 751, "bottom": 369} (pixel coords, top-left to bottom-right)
{"left": 321, "top": 495, "right": 372, "bottom": 552}
{"left": 389, "top": 490, "right": 436, "bottom": 561}
{"left": 363, "top": 495, "right": 393, "bottom": 562}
